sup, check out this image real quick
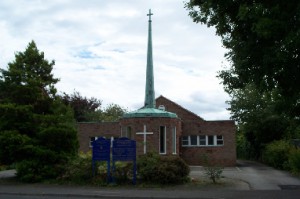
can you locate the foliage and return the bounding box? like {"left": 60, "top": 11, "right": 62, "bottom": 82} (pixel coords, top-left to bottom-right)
{"left": 59, "top": 153, "right": 94, "bottom": 184}
{"left": 0, "top": 41, "right": 78, "bottom": 182}
{"left": 186, "top": 0, "right": 300, "bottom": 103}
{"left": 0, "top": 130, "right": 31, "bottom": 164}
{"left": 262, "top": 140, "right": 292, "bottom": 170}
{"left": 204, "top": 166, "right": 223, "bottom": 184}
{"left": 185, "top": 1, "right": 300, "bottom": 159}
{"left": 60, "top": 92, "right": 126, "bottom": 122}
{"left": 288, "top": 148, "right": 300, "bottom": 175}
{"left": 229, "top": 85, "right": 288, "bottom": 148}
{"left": 236, "top": 130, "right": 254, "bottom": 159}
{"left": 200, "top": 154, "right": 224, "bottom": 183}
{"left": 262, "top": 140, "right": 300, "bottom": 174}
{"left": 101, "top": 103, "right": 127, "bottom": 122}
{"left": 112, "top": 161, "right": 134, "bottom": 184}
{"left": 60, "top": 91, "right": 102, "bottom": 122}
{"left": 16, "top": 148, "right": 67, "bottom": 182}
{"left": 59, "top": 153, "right": 134, "bottom": 185}
{"left": 137, "top": 152, "right": 190, "bottom": 184}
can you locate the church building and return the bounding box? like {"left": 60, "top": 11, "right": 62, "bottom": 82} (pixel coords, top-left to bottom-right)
{"left": 77, "top": 10, "right": 236, "bottom": 166}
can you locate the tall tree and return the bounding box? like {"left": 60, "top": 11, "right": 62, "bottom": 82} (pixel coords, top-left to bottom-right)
{"left": 101, "top": 103, "right": 127, "bottom": 122}
{"left": 185, "top": 0, "right": 300, "bottom": 158}
{"left": 0, "top": 41, "right": 78, "bottom": 182}
{"left": 185, "top": 0, "right": 300, "bottom": 117}
{"left": 60, "top": 91, "right": 102, "bottom": 122}
{"left": 229, "top": 84, "right": 289, "bottom": 157}
{"left": 60, "top": 91, "right": 126, "bottom": 122}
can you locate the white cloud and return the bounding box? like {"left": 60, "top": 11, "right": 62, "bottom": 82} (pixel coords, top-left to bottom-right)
{"left": 0, "top": 0, "right": 231, "bottom": 120}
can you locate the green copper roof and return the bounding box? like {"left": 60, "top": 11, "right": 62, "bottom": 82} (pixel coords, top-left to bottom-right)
{"left": 123, "top": 108, "right": 178, "bottom": 118}
{"left": 144, "top": 9, "right": 155, "bottom": 108}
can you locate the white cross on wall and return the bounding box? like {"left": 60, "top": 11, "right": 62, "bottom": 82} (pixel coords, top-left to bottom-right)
{"left": 136, "top": 125, "right": 153, "bottom": 154}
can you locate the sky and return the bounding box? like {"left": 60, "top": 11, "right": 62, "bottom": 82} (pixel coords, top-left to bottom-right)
{"left": 0, "top": 0, "right": 231, "bottom": 120}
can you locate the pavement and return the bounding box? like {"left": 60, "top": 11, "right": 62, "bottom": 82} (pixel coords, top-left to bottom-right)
{"left": 0, "top": 160, "right": 300, "bottom": 198}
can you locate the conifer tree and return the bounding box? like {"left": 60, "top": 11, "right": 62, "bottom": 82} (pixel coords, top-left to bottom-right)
{"left": 0, "top": 41, "right": 78, "bottom": 182}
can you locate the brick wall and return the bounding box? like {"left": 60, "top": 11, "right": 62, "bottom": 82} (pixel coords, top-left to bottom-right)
{"left": 77, "top": 122, "right": 120, "bottom": 153}
{"left": 156, "top": 95, "right": 236, "bottom": 166}
{"left": 77, "top": 96, "right": 236, "bottom": 166}
{"left": 180, "top": 121, "right": 236, "bottom": 166}
{"left": 120, "top": 117, "right": 181, "bottom": 156}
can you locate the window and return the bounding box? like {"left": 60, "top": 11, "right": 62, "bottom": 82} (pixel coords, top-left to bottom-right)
{"left": 182, "top": 136, "right": 189, "bottom": 146}
{"left": 208, "top": 135, "right": 214, "bottom": 146}
{"left": 181, "top": 135, "right": 224, "bottom": 147}
{"left": 217, "top": 135, "right": 224, "bottom": 146}
{"left": 126, "top": 126, "right": 132, "bottom": 139}
{"left": 159, "top": 126, "right": 166, "bottom": 154}
{"left": 190, "top": 135, "right": 198, "bottom": 146}
{"left": 172, "top": 127, "right": 176, "bottom": 154}
{"left": 121, "top": 126, "right": 132, "bottom": 138}
{"left": 199, "top": 135, "right": 206, "bottom": 146}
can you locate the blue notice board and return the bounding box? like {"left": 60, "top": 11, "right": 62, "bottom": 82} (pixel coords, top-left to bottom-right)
{"left": 92, "top": 137, "right": 110, "bottom": 161}
{"left": 92, "top": 137, "right": 111, "bottom": 182}
{"left": 112, "top": 137, "right": 136, "bottom": 161}
{"left": 112, "top": 137, "right": 137, "bottom": 184}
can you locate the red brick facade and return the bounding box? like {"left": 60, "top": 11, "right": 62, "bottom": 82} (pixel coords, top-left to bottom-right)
{"left": 77, "top": 122, "right": 120, "bottom": 153}
{"left": 77, "top": 96, "right": 236, "bottom": 166}
{"left": 120, "top": 117, "right": 181, "bottom": 155}
{"left": 156, "top": 96, "right": 236, "bottom": 166}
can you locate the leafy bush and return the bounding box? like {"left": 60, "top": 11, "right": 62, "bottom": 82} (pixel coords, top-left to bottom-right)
{"left": 137, "top": 152, "right": 190, "bottom": 184}
{"left": 112, "top": 161, "right": 134, "bottom": 184}
{"left": 200, "top": 154, "right": 224, "bottom": 183}
{"left": 288, "top": 148, "right": 300, "bottom": 174}
{"left": 0, "top": 130, "right": 31, "bottom": 164}
{"left": 59, "top": 152, "right": 94, "bottom": 184}
{"left": 236, "top": 131, "right": 255, "bottom": 159}
{"left": 16, "top": 145, "right": 67, "bottom": 182}
{"left": 59, "top": 153, "right": 135, "bottom": 185}
{"left": 204, "top": 166, "right": 223, "bottom": 184}
{"left": 262, "top": 140, "right": 292, "bottom": 169}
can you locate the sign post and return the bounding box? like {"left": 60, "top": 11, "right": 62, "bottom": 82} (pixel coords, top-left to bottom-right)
{"left": 112, "top": 137, "right": 137, "bottom": 184}
{"left": 92, "top": 137, "right": 111, "bottom": 182}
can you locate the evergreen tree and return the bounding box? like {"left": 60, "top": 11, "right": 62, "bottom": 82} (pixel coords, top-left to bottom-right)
{"left": 0, "top": 41, "right": 78, "bottom": 182}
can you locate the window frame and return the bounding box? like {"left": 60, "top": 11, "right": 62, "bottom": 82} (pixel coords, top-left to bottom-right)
{"left": 182, "top": 136, "right": 189, "bottom": 146}
{"left": 172, "top": 126, "right": 177, "bottom": 154}
{"left": 181, "top": 135, "right": 224, "bottom": 147}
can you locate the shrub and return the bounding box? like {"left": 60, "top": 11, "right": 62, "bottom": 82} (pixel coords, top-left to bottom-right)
{"left": 137, "top": 152, "right": 190, "bottom": 184}
{"left": 200, "top": 154, "right": 224, "bottom": 183}
{"left": 16, "top": 145, "right": 67, "bottom": 182}
{"left": 236, "top": 131, "right": 256, "bottom": 159}
{"left": 262, "top": 140, "right": 292, "bottom": 169}
{"left": 204, "top": 166, "right": 223, "bottom": 184}
{"left": 288, "top": 148, "right": 300, "bottom": 174}
{"left": 0, "top": 130, "right": 31, "bottom": 164}
{"left": 59, "top": 153, "right": 134, "bottom": 185}
{"left": 112, "top": 161, "right": 134, "bottom": 184}
{"left": 59, "top": 152, "right": 94, "bottom": 184}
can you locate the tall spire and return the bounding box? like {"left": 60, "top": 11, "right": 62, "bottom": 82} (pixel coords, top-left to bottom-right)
{"left": 144, "top": 9, "right": 155, "bottom": 108}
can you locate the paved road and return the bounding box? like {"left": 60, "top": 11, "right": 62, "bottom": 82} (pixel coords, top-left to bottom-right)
{"left": 190, "top": 160, "right": 300, "bottom": 190}
{"left": 1, "top": 160, "right": 300, "bottom": 198}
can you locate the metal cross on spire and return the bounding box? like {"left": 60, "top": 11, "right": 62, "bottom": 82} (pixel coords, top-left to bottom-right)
{"left": 147, "top": 9, "right": 153, "bottom": 21}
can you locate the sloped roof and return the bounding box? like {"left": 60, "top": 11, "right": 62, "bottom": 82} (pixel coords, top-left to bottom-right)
{"left": 156, "top": 95, "right": 204, "bottom": 121}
